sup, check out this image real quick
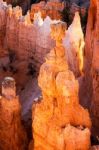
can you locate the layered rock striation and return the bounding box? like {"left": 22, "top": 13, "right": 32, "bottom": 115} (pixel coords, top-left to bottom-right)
{"left": 31, "top": 22, "right": 91, "bottom": 150}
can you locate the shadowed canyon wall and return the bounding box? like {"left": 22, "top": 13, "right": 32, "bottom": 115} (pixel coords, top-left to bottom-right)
{"left": 85, "top": 0, "right": 99, "bottom": 136}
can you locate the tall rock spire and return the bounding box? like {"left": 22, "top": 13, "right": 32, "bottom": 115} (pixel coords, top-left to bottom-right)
{"left": 63, "top": 12, "right": 85, "bottom": 77}
{"left": 30, "top": 21, "right": 91, "bottom": 150}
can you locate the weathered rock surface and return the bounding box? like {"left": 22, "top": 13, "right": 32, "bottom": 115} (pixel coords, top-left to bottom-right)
{"left": 0, "top": 77, "right": 27, "bottom": 150}
{"left": 31, "top": 22, "right": 91, "bottom": 150}
{"left": 0, "top": 0, "right": 85, "bottom": 76}
{"left": 4, "top": 0, "right": 30, "bottom": 14}
{"left": 3, "top": 3, "right": 55, "bottom": 69}
{"left": 63, "top": 12, "right": 84, "bottom": 77}
{"left": 91, "top": 146, "right": 99, "bottom": 150}
{"left": 30, "top": 1, "right": 64, "bottom": 21}
{"left": 0, "top": 1, "right": 7, "bottom": 53}
{"left": 85, "top": 0, "right": 99, "bottom": 136}
{"left": 0, "top": 0, "right": 98, "bottom": 149}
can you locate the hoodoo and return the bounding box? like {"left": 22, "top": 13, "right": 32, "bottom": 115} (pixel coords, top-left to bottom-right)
{"left": 30, "top": 22, "right": 91, "bottom": 150}
{"left": 0, "top": 77, "right": 27, "bottom": 150}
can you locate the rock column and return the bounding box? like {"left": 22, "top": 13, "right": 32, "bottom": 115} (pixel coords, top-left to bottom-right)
{"left": 0, "top": 77, "right": 27, "bottom": 150}
{"left": 32, "top": 22, "right": 91, "bottom": 150}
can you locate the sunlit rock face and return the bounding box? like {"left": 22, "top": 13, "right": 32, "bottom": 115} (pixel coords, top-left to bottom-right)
{"left": 31, "top": 22, "right": 91, "bottom": 150}
{"left": 85, "top": 0, "right": 99, "bottom": 135}
{"left": 0, "top": 77, "right": 27, "bottom": 150}
{"left": 63, "top": 12, "right": 84, "bottom": 77}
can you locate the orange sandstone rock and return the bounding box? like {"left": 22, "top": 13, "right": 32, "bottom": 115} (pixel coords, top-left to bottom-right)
{"left": 63, "top": 12, "right": 85, "bottom": 77}
{"left": 30, "top": 1, "right": 64, "bottom": 21}
{"left": 0, "top": 1, "right": 7, "bottom": 51}
{"left": 31, "top": 22, "right": 91, "bottom": 150}
{"left": 85, "top": 0, "right": 99, "bottom": 135}
{"left": 30, "top": 1, "right": 46, "bottom": 21}
{"left": 0, "top": 1, "right": 85, "bottom": 73}
{"left": 0, "top": 77, "right": 28, "bottom": 150}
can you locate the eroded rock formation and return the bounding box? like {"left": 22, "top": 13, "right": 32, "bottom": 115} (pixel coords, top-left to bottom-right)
{"left": 0, "top": 77, "right": 27, "bottom": 150}
{"left": 91, "top": 145, "right": 99, "bottom": 150}
{"left": 1, "top": 0, "right": 99, "bottom": 148}
{"left": 63, "top": 11, "right": 85, "bottom": 77}
{"left": 85, "top": 0, "right": 99, "bottom": 136}
{"left": 0, "top": 0, "right": 85, "bottom": 79}
{"left": 0, "top": 1, "right": 7, "bottom": 52}
{"left": 30, "top": 1, "right": 64, "bottom": 21}
{"left": 31, "top": 22, "right": 91, "bottom": 150}
{"left": 0, "top": 2, "right": 55, "bottom": 71}
{"left": 4, "top": 0, "right": 30, "bottom": 14}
